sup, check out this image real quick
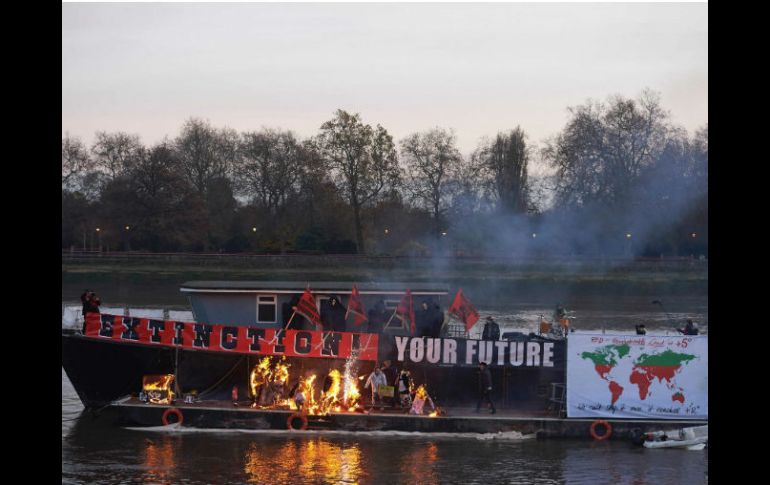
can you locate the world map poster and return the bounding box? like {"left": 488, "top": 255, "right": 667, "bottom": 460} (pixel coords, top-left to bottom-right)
{"left": 566, "top": 334, "right": 707, "bottom": 419}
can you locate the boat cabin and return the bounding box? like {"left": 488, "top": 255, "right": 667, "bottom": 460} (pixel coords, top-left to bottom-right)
{"left": 180, "top": 281, "right": 449, "bottom": 335}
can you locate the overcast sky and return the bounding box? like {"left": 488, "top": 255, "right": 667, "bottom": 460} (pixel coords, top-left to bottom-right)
{"left": 62, "top": 2, "right": 708, "bottom": 157}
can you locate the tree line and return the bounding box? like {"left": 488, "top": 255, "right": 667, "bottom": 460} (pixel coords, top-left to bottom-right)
{"left": 62, "top": 89, "right": 707, "bottom": 258}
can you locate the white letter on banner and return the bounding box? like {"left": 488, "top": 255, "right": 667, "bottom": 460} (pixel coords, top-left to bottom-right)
{"left": 542, "top": 342, "right": 554, "bottom": 367}
{"left": 395, "top": 336, "right": 409, "bottom": 362}
{"left": 495, "top": 341, "right": 508, "bottom": 365}
{"left": 410, "top": 337, "right": 425, "bottom": 362}
{"left": 443, "top": 339, "right": 457, "bottom": 364}
{"left": 478, "top": 341, "right": 493, "bottom": 364}
{"left": 426, "top": 338, "right": 441, "bottom": 363}
{"left": 527, "top": 342, "right": 541, "bottom": 366}
{"left": 466, "top": 340, "right": 477, "bottom": 364}
{"left": 510, "top": 342, "right": 524, "bottom": 366}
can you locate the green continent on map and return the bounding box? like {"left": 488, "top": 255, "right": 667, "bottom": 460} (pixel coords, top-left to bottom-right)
{"left": 580, "top": 344, "right": 630, "bottom": 367}
{"left": 580, "top": 344, "right": 632, "bottom": 403}
{"left": 629, "top": 350, "right": 696, "bottom": 401}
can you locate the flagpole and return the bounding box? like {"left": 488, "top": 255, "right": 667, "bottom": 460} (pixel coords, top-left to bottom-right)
{"left": 268, "top": 310, "right": 296, "bottom": 345}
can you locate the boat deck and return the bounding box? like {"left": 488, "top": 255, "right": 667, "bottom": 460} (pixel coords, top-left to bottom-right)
{"left": 107, "top": 397, "right": 707, "bottom": 439}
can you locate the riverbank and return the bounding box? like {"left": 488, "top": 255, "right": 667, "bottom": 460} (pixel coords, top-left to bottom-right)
{"left": 62, "top": 253, "right": 707, "bottom": 309}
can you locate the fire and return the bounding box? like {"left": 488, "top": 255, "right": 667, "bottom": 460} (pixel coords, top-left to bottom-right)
{"left": 243, "top": 355, "right": 363, "bottom": 416}
{"left": 249, "top": 357, "right": 291, "bottom": 408}
{"left": 142, "top": 374, "right": 175, "bottom": 404}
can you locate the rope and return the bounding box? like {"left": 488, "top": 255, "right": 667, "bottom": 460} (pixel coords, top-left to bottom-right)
{"left": 198, "top": 356, "right": 246, "bottom": 398}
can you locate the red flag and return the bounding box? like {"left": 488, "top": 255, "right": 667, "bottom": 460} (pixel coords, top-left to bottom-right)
{"left": 395, "top": 289, "right": 416, "bottom": 335}
{"left": 345, "top": 285, "right": 368, "bottom": 326}
{"left": 449, "top": 289, "right": 480, "bottom": 331}
{"left": 293, "top": 288, "right": 322, "bottom": 328}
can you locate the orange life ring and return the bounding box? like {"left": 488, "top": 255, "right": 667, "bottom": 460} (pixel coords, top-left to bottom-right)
{"left": 287, "top": 412, "right": 308, "bottom": 431}
{"left": 590, "top": 420, "right": 612, "bottom": 440}
{"left": 162, "top": 407, "right": 184, "bottom": 426}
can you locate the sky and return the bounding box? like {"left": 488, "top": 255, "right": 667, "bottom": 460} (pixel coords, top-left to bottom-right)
{"left": 62, "top": 2, "right": 708, "bottom": 157}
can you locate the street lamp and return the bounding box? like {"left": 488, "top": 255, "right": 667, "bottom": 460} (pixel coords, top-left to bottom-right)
{"left": 532, "top": 233, "right": 537, "bottom": 239}
{"left": 384, "top": 228, "right": 389, "bottom": 235}
{"left": 96, "top": 227, "right": 102, "bottom": 252}
{"left": 691, "top": 232, "right": 697, "bottom": 238}
{"left": 252, "top": 226, "right": 257, "bottom": 233}
{"left": 124, "top": 225, "right": 131, "bottom": 252}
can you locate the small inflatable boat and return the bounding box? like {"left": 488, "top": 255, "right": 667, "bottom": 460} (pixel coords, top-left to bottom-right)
{"left": 640, "top": 425, "right": 708, "bottom": 450}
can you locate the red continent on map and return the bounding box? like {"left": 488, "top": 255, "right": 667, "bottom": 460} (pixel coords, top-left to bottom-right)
{"left": 608, "top": 381, "right": 624, "bottom": 405}
{"left": 630, "top": 366, "right": 682, "bottom": 400}
{"left": 594, "top": 365, "right": 613, "bottom": 379}
{"left": 672, "top": 392, "right": 685, "bottom": 404}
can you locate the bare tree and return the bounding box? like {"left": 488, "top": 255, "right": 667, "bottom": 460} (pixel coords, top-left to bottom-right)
{"left": 400, "top": 128, "right": 464, "bottom": 238}
{"left": 238, "top": 129, "right": 304, "bottom": 214}
{"left": 175, "top": 118, "right": 237, "bottom": 197}
{"left": 91, "top": 131, "right": 143, "bottom": 179}
{"left": 317, "top": 110, "right": 400, "bottom": 253}
{"left": 474, "top": 127, "right": 531, "bottom": 214}
{"left": 543, "top": 90, "right": 670, "bottom": 208}
{"left": 62, "top": 134, "right": 93, "bottom": 191}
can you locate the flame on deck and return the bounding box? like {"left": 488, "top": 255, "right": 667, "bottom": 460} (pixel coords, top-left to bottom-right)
{"left": 250, "top": 357, "right": 292, "bottom": 408}
{"left": 142, "top": 374, "right": 175, "bottom": 404}
{"left": 245, "top": 355, "right": 363, "bottom": 416}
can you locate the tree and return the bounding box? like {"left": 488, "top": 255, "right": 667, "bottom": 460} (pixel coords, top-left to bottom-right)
{"left": 99, "top": 142, "right": 208, "bottom": 251}
{"left": 474, "top": 127, "right": 531, "bottom": 214}
{"left": 543, "top": 90, "right": 669, "bottom": 208}
{"left": 175, "top": 118, "right": 236, "bottom": 197}
{"left": 91, "top": 131, "right": 143, "bottom": 180}
{"left": 400, "top": 128, "right": 464, "bottom": 238}
{"left": 317, "top": 110, "right": 400, "bottom": 253}
{"left": 237, "top": 129, "right": 304, "bottom": 214}
{"left": 62, "top": 134, "right": 95, "bottom": 193}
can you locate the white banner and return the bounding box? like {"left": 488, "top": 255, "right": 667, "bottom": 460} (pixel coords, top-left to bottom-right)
{"left": 567, "top": 334, "right": 707, "bottom": 419}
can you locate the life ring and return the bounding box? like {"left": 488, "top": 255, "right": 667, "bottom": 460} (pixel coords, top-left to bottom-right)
{"left": 287, "top": 412, "right": 308, "bottom": 431}
{"left": 162, "top": 407, "right": 184, "bottom": 426}
{"left": 590, "top": 420, "right": 612, "bottom": 440}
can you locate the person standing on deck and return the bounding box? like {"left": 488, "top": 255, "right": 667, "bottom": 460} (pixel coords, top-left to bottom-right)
{"left": 482, "top": 316, "right": 500, "bottom": 340}
{"left": 677, "top": 319, "right": 699, "bottom": 335}
{"left": 475, "top": 362, "right": 496, "bottom": 414}
{"left": 364, "top": 366, "right": 387, "bottom": 410}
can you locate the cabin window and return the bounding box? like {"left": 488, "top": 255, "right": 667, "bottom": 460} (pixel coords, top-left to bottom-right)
{"left": 257, "top": 295, "right": 277, "bottom": 323}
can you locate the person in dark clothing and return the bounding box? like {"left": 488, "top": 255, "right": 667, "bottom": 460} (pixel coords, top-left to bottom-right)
{"left": 677, "top": 319, "right": 699, "bottom": 335}
{"left": 482, "top": 316, "right": 500, "bottom": 341}
{"left": 416, "top": 299, "right": 444, "bottom": 337}
{"left": 321, "top": 295, "right": 347, "bottom": 332}
{"left": 81, "top": 291, "right": 101, "bottom": 315}
{"left": 476, "top": 362, "right": 496, "bottom": 414}
{"left": 430, "top": 302, "right": 445, "bottom": 337}
{"left": 367, "top": 300, "right": 388, "bottom": 334}
{"left": 635, "top": 324, "right": 647, "bottom": 335}
{"left": 416, "top": 301, "right": 433, "bottom": 337}
{"left": 80, "top": 290, "right": 101, "bottom": 333}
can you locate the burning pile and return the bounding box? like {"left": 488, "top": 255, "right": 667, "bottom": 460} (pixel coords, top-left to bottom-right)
{"left": 248, "top": 356, "right": 362, "bottom": 416}
{"left": 142, "top": 374, "right": 175, "bottom": 404}
{"left": 411, "top": 385, "right": 440, "bottom": 417}
{"left": 250, "top": 357, "right": 291, "bottom": 408}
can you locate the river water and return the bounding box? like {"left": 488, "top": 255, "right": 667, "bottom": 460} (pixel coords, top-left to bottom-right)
{"left": 62, "top": 288, "right": 708, "bottom": 484}
{"left": 62, "top": 367, "right": 708, "bottom": 484}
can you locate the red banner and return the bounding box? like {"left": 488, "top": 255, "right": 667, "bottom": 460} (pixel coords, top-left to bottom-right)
{"left": 449, "top": 288, "right": 480, "bottom": 331}
{"left": 345, "top": 284, "right": 368, "bottom": 326}
{"left": 83, "top": 313, "right": 379, "bottom": 360}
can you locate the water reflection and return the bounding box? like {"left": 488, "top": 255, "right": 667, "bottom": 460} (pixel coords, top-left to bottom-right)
{"left": 398, "top": 441, "right": 438, "bottom": 485}
{"left": 244, "top": 438, "right": 363, "bottom": 484}
{"left": 143, "top": 438, "right": 176, "bottom": 484}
